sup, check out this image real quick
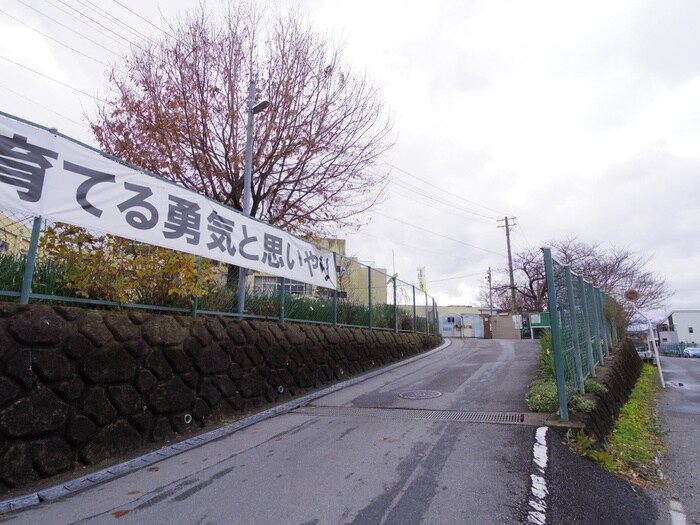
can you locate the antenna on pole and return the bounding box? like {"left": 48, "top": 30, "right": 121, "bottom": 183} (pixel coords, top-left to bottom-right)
{"left": 497, "top": 216, "right": 517, "bottom": 312}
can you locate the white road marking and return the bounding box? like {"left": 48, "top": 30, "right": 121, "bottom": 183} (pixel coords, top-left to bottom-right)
{"left": 527, "top": 426, "right": 549, "bottom": 525}
{"left": 669, "top": 496, "right": 687, "bottom": 525}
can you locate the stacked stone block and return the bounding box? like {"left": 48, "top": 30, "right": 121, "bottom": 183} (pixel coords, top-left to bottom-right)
{"left": 0, "top": 303, "right": 441, "bottom": 491}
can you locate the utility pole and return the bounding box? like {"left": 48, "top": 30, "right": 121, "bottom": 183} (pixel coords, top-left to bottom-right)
{"left": 497, "top": 216, "right": 517, "bottom": 312}
{"left": 237, "top": 80, "right": 270, "bottom": 315}
{"left": 486, "top": 267, "right": 493, "bottom": 313}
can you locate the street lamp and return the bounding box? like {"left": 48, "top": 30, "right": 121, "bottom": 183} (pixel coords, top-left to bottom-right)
{"left": 624, "top": 290, "right": 665, "bottom": 388}
{"left": 237, "top": 80, "right": 269, "bottom": 315}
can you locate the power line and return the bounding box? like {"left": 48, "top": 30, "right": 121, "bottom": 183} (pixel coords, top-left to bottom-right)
{"left": 0, "top": 84, "right": 86, "bottom": 127}
{"left": 112, "top": 0, "right": 170, "bottom": 37}
{"left": 387, "top": 171, "right": 499, "bottom": 217}
{"left": 371, "top": 210, "right": 506, "bottom": 257}
{"left": 382, "top": 160, "right": 510, "bottom": 217}
{"left": 14, "top": 0, "right": 123, "bottom": 58}
{"left": 0, "top": 55, "right": 102, "bottom": 102}
{"left": 366, "top": 165, "right": 501, "bottom": 222}
{"left": 387, "top": 178, "right": 499, "bottom": 222}
{"left": 0, "top": 7, "right": 119, "bottom": 72}
{"left": 77, "top": 0, "right": 151, "bottom": 42}
{"left": 427, "top": 272, "right": 485, "bottom": 284}
{"left": 49, "top": 0, "right": 134, "bottom": 50}
{"left": 345, "top": 229, "right": 495, "bottom": 266}
{"left": 515, "top": 222, "right": 533, "bottom": 249}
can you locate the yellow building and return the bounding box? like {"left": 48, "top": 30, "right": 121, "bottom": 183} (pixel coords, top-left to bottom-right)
{"left": 0, "top": 212, "right": 31, "bottom": 255}
{"left": 248, "top": 238, "right": 388, "bottom": 305}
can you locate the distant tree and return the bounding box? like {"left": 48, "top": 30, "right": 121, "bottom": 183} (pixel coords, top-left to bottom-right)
{"left": 90, "top": 4, "right": 392, "bottom": 237}
{"left": 479, "top": 238, "right": 672, "bottom": 313}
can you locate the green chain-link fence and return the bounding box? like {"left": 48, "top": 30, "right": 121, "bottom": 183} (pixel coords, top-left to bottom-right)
{"left": 543, "top": 247, "right": 621, "bottom": 422}
{"left": 0, "top": 209, "right": 439, "bottom": 335}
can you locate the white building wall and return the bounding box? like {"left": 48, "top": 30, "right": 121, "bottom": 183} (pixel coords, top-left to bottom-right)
{"left": 669, "top": 311, "right": 700, "bottom": 344}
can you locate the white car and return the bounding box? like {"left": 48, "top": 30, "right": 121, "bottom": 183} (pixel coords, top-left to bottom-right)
{"left": 682, "top": 347, "right": 700, "bottom": 358}
{"left": 636, "top": 346, "right": 653, "bottom": 363}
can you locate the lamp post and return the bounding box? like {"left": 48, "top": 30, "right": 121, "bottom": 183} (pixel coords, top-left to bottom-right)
{"left": 237, "top": 80, "right": 269, "bottom": 315}
{"left": 624, "top": 290, "right": 665, "bottom": 388}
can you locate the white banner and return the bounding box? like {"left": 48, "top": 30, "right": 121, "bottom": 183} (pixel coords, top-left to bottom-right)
{"left": 0, "top": 113, "right": 336, "bottom": 289}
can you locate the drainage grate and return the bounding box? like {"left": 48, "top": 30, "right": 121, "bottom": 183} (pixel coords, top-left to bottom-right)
{"left": 292, "top": 405, "right": 528, "bottom": 425}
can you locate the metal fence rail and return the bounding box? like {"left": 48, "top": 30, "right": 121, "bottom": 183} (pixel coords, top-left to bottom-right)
{"left": 659, "top": 343, "right": 692, "bottom": 356}
{"left": 543, "top": 247, "right": 621, "bottom": 422}
{"left": 0, "top": 209, "right": 439, "bottom": 335}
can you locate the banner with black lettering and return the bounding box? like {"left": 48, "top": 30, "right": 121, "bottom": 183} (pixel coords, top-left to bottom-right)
{"left": 0, "top": 112, "right": 336, "bottom": 289}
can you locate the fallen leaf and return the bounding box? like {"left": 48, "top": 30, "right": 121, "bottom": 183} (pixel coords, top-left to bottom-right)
{"left": 127, "top": 490, "right": 141, "bottom": 495}
{"left": 148, "top": 467, "right": 159, "bottom": 472}
{"left": 113, "top": 510, "right": 130, "bottom": 518}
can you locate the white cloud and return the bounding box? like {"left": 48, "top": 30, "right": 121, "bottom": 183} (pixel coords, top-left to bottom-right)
{"left": 1, "top": 0, "right": 699, "bottom": 315}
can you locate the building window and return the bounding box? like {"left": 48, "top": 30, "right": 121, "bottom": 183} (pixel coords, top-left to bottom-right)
{"left": 318, "top": 289, "right": 347, "bottom": 299}
{"left": 0, "top": 241, "right": 8, "bottom": 253}
{"left": 253, "top": 276, "right": 312, "bottom": 296}
{"left": 690, "top": 327, "right": 694, "bottom": 334}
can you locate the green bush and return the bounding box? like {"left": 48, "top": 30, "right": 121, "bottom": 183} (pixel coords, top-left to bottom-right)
{"left": 527, "top": 378, "right": 559, "bottom": 412}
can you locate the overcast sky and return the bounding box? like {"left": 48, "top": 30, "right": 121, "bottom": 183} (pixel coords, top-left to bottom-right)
{"left": 1, "top": 0, "right": 699, "bottom": 320}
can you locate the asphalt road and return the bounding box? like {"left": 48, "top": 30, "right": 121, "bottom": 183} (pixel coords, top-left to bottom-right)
{"left": 655, "top": 356, "right": 700, "bottom": 525}
{"left": 0, "top": 338, "right": 671, "bottom": 524}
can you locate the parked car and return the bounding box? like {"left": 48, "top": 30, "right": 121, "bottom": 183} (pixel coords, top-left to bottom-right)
{"left": 682, "top": 347, "right": 700, "bottom": 358}
{"left": 636, "top": 345, "right": 653, "bottom": 363}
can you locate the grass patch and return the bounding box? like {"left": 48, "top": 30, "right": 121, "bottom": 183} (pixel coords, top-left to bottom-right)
{"left": 527, "top": 378, "right": 597, "bottom": 413}
{"left": 527, "top": 379, "right": 559, "bottom": 412}
{"left": 566, "top": 364, "right": 666, "bottom": 485}
{"left": 527, "top": 331, "right": 559, "bottom": 412}
{"left": 527, "top": 330, "right": 602, "bottom": 414}
{"left": 583, "top": 378, "right": 608, "bottom": 394}
{"left": 569, "top": 395, "right": 596, "bottom": 413}
{"left": 538, "top": 330, "right": 555, "bottom": 380}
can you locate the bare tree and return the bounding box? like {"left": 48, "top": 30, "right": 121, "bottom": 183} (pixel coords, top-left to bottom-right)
{"left": 480, "top": 238, "right": 672, "bottom": 313}
{"left": 90, "top": 4, "right": 393, "bottom": 238}
{"left": 478, "top": 247, "right": 547, "bottom": 312}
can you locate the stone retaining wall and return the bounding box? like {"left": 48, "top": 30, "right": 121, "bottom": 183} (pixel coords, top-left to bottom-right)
{"left": 0, "top": 303, "right": 441, "bottom": 491}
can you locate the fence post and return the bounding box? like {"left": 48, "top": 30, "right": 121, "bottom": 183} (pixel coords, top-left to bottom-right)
{"left": 20, "top": 216, "right": 42, "bottom": 305}
{"left": 412, "top": 286, "right": 417, "bottom": 334}
{"left": 611, "top": 307, "right": 619, "bottom": 344}
{"left": 578, "top": 276, "right": 596, "bottom": 378}
{"left": 592, "top": 288, "right": 605, "bottom": 363}
{"left": 393, "top": 276, "right": 398, "bottom": 332}
{"left": 368, "top": 267, "right": 373, "bottom": 330}
{"left": 425, "top": 293, "right": 429, "bottom": 335}
{"left": 433, "top": 299, "right": 438, "bottom": 336}
{"left": 543, "top": 247, "right": 569, "bottom": 422}
{"left": 564, "top": 266, "right": 585, "bottom": 393}
{"left": 332, "top": 252, "right": 338, "bottom": 327}
{"left": 279, "top": 277, "right": 286, "bottom": 324}
{"left": 598, "top": 289, "right": 611, "bottom": 357}
{"left": 190, "top": 256, "right": 201, "bottom": 318}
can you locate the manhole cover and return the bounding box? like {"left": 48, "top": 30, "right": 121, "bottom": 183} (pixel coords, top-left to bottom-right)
{"left": 398, "top": 390, "right": 443, "bottom": 400}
